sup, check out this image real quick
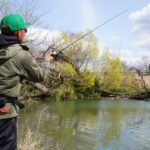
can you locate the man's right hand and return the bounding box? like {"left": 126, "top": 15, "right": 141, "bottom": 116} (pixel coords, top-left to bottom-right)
{"left": 45, "top": 54, "right": 54, "bottom": 62}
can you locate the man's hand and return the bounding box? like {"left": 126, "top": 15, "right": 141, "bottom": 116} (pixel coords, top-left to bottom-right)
{"left": 45, "top": 54, "right": 54, "bottom": 62}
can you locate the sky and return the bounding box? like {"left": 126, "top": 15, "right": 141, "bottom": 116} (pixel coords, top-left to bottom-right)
{"left": 27, "top": 0, "right": 150, "bottom": 65}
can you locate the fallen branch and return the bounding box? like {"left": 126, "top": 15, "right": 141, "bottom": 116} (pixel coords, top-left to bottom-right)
{"left": 25, "top": 81, "right": 50, "bottom": 95}
{"left": 101, "top": 90, "right": 131, "bottom": 98}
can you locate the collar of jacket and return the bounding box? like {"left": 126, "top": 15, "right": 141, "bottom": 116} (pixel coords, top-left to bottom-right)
{"left": 0, "top": 34, "right": 20, "bottom": 48}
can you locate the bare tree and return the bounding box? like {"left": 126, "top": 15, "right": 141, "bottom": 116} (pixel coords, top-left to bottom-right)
{"left": 0, "top": 0, "right": 44, "bottom": 25}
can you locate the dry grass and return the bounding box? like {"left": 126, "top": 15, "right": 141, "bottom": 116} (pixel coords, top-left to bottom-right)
{"left": 18, "top": 107, "right": 48, "bottom": 150}
{"left": 18, "top": 129, "right": 44, "bottom": 150}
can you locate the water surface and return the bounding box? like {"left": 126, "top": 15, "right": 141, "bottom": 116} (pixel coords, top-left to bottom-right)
{"left": 18, "top": 99, "right": 150, "bottom": 150}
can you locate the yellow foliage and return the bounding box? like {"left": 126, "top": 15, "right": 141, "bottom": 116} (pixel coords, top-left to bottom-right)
{"left": 56, "top": 62, "right": 77, "bottom": 78}
{"left": 79, "top": 70, "right": 96, "bottom": 89}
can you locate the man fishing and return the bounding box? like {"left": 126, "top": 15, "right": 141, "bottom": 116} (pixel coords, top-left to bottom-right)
{"left": 0, "top": 14, "right": 53, "bottom": 150}
{"left": 0, "top": 7, "right": 134, "bottom": 150}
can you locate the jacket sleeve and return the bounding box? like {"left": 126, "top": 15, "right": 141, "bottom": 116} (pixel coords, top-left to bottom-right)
{"left": 13, "top": 50, "right": 45, "bottom": 82}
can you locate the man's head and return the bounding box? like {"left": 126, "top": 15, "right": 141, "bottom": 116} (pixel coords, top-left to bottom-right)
{"left": 0, "top": 14, "right": 30, "bottom": 42}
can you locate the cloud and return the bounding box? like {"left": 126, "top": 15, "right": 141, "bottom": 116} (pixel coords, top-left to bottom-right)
{"left": 98, "top": 41, "right": 138, "bottom": 64}
{"left": 135, "top": 37, "right": 150, "bottom": 49}
{"left": 129, "top": 3, "right": 150, "bottom": 50}
{"left": 119, "top": 49, "right": 139, "bottom": 63}
{"left": 130, "top": 3, "right": 150, "bottom": 35}
{"left": 26, "top": 27, "right": 60, "bottom": 45}
{"left": 98, "top": 38, "right": 137, "bottom": 62}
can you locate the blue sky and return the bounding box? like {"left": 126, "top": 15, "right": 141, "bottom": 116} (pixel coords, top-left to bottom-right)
{"left": 31, "top": 0, "right": 150, "bottom": 64}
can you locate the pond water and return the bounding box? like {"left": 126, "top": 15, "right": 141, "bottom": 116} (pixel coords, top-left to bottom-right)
{"left": 18, "top": 99, "right": 150, "bottom": 150}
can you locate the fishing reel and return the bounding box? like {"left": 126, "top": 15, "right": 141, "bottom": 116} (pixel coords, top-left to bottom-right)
{"left": 50, "top": 50, "right": 57, "bottom": 57}
{"left": 50, "top": 50, "right": 64, "bottom": 61}
{"left": 50, "top": 50, "right": 58, "bottom": 61}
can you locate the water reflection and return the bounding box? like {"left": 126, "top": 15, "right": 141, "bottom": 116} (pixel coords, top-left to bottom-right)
{"left": 18, "top": 100, "right": 150, "bottom": 150}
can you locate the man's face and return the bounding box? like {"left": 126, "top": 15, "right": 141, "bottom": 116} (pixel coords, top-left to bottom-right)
{"left": 14, "top": 28, "right": 27, "bottom": 43}
{"left": 18, "top": 29, "right": 26, "bottom": 42}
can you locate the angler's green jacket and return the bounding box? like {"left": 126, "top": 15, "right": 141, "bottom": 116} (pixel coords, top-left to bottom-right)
{"left": 0, "top": 43, "right": 45, "bottom": 119}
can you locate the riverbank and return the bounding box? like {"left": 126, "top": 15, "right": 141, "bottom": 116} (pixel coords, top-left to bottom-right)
{"left": 20, "top": 83, "right": 150, "bottom": 102}
{"left": 21, "top": 76, "right": 150, "bottom": 102}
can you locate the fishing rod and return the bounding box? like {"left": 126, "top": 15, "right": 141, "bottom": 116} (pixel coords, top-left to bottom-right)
{"left": 50, "top": 7, "right": 135, "bottom": 58}
{"left": 30, "top": 7, "right": 135, "bottom": 96}
{"left": 42, "top": 22, "right": 75, "bottom": 57}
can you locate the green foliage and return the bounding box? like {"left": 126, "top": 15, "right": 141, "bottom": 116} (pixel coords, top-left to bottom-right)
{"left": 21, "top": 30, "right": 142, "bottom": 100}
{"left": 43, "top": 31, "right": 101, "bottom": 100}
{"left": 50, "top": 90, "right": 62, "bottom": 101}
{"left": 61, "top": 82, "right": 77, "bottom": 100}
{"left": 59, "top": 31, "right": 99, "bottom": 70}
{"left": 100, "top": 50, "right": 123, "bottom": 90}
{"left": 109, "top": 86, "right": 139, "bottom": 94}
{"left": 50, "top": 82, "right": 77, "bottom": 101}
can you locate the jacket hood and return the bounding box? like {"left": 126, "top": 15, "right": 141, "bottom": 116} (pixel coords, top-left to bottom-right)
{"left": 0, "top": 34, "right": 20, "bottom": 64}
{"left": 0, "top": 34, "right": 19, "bottom": 47}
